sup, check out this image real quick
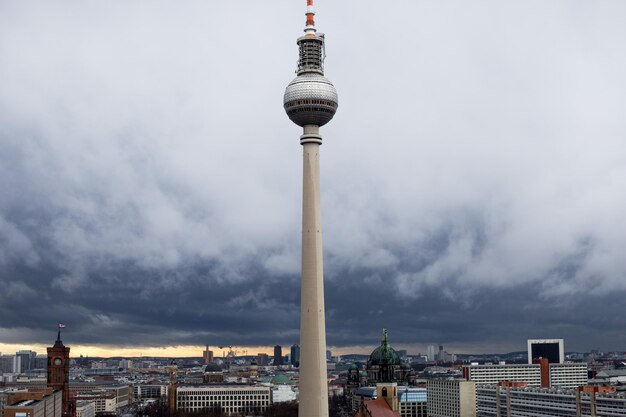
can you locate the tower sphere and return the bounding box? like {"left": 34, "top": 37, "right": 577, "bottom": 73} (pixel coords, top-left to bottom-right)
{"left": 283, "top": 73, "right": 338, "bottom": 127}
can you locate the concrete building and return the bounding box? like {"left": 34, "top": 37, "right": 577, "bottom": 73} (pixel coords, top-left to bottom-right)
{"left": 282, "top": 2, "right": 338, "bottom": 417}
{"left": 426, "top": 379, "right": 476, "bottom": 417}
{"left": 527, "top": 339, "right": 564, "bottom": 364}
{"left": 203, "top": 346, "right": 214, "bottom": 365}
{"left": 132, "top": 384, "right": 166, "bottom": 401}
{"left": 290, "top": 345, "right": 300, "bottom": 367}
{"left": 273, "top": 346, "right": 283, "bottom": 366}
{"left": 426, "top": 346, "right": 435, "bottom": 363}
{"left": 257, "top": 354, "right": 269, "bottom": 367}
{"left": 71, "top": 383, "right": 130, "bottom": 409}
{"left": 462, "top": 362, "right": 587, "bottom": 389}
{"left": 15, "top": 351, "right": 37, "bottom": 374}
{"left": 3, "top": 388, "right": 62, "bottom": 417}
{"left": 176, "top": 385, "right": 271, "bottom": 415}
{"left": 75, "top": 401, "right": 95, "bottom": 417}
{"left": 476, "top": 383, "right": 626, "bottom": 417}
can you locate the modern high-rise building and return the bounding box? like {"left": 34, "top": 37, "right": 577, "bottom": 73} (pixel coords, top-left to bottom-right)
{"left": 427, "top": 346, "right": 435, "bottom": 362}
{"left": 283, "top": 2, "right": 338, "bottom": 417}
{"left": 274, "top": 345, "right": 283, "bottom": 366}
{"left": 16, "top": 350, "right": 37, "bottom": 373}
{"left": 527, "top": 339, "right": 564, "bottom": 364}
{"left": 202, "top": 345, "right": 214, "bottom": 365}
{"left": 290, "top": 344, "right": 301, "bottom": 367}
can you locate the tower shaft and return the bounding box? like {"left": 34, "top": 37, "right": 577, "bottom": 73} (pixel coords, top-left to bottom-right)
{"left": 299, "top": 125, "right": 328, "bottom": 417}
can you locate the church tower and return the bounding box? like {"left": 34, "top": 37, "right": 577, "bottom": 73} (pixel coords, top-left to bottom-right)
{"left": 47, "top": 324, "right": 73, "bottom": 417}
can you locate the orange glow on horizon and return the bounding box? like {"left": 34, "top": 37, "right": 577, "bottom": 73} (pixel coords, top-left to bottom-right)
{"left": 0, "top": 343, "right": 374, "bottom": 358}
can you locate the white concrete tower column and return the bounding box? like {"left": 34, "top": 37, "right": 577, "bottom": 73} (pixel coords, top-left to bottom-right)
{"left": 299, "top": 125, "right": 328, "bottom": 417}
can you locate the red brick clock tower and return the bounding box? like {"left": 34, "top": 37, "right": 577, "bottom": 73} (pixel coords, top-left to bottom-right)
{"left": 47, "top": 324, "right": 74, "bottom": 417}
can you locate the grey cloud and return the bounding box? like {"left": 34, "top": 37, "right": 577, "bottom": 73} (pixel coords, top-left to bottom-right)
{"left": 1, "top": 0, "right": 625, "bottom": 353}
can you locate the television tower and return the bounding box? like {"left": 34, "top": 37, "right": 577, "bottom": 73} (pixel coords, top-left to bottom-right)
{"left": 283, "top": 2, "right": 338, "bottom": 417}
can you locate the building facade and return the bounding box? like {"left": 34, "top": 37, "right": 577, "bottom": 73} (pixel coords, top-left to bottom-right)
{"left": 462, "top": 362, "right": 587, "bottom": 388}
{"left": 3, "top": 388, "right": 62, "bottom": 417}
{"left": 426, "top": 379, "right": 476, "bottom": 417}
{"left": 75, "top": 401, "right": 95, "bottom": 417}
{"left": 273, "top": 346, "right": 283, "bottom": 366}
{"left": 176, "top": 386, "right": 271, "bottom": 415}
{"left": 476, "top": 384, "right": 626, "bottom": 417}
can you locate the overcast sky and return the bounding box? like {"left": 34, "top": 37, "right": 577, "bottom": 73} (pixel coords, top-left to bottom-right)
{"left": 1, "top": 0, "right": 625, "bottom": 357}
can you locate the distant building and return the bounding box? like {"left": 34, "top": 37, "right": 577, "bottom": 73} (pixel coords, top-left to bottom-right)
{"left": 176, "top": 385, "right": 271, "bottom": 415}
{"left": 132, "top": 384, "right": 166, "bottom": 401}
{"left": 426, "top": 379, "right": 476, "bottom": 417}
{"left": 527, "top": 339, "right": 564, "bottom": 364}
{"left": 257, "top": 353, "right": 269, "bottom": 366}
{"left": 352, "top": 385, "right": 426, "bottom": 417}
{"left": 326, "top": 350, "right": 332, "bottom": 362}
{"left": 75, "top": 401, "right": 95, "bottom": 417}
{"left": 462, "top": 362, "right": 587, "bottom": 388}
{"left": 203, "top": 346, "right": 214, "bottom": 365}
{"left": 290, "top": 344, "right": 300, "bottom": 367}
{"left": 16, "top": 351, "right": 37, "bottom": 374}
{"left": 476, "top": 383, "right": 626, "bottom": 417}
{"left": 3, "top": 388, "right": 63, "bottom": 417}
{"left": 427, "top": 346, "right": 435, "bottom": 363}
{"left": 273, "top": 346, "right": 283, "bottom": 366}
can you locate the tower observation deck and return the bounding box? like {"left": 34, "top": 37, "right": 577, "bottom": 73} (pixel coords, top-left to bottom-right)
{"left": 283, "top": 3, "right": 337, "bottom": 417}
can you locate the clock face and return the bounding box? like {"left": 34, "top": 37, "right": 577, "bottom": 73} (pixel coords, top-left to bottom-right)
{"left": 54, "top": 358, "right": 62, "bottom": 366}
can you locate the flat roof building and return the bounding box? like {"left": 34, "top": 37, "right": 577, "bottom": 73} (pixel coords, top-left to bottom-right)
{"left": 426, "top": 379, "right": 476, "bottom": 417}
{"left": 176, "top": 385, "right": 271, "bottom": 415}
{"left": 476, "top": 384, "right": 626, "bottom": 417}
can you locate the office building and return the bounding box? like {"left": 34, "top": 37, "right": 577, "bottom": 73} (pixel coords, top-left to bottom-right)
{"left": 75, "top": 401, "right": 95, "bottom": 417}
{"left": 283, "top": 1, "right": 338, "bottom": 417}
{"left": 132, "top": 384, "right": 167, "bottom": 401}
{"left": 427, "top": 379, "right": 476, "bottom": 417}
{"left": 476, "top": 383, "right": 626, "bottom": 417}
{"left": 290, "top": 344, "right": 300, "bottom": 367}
{"left": 16, "top": 351, "right": 37, "bottom": 374}
{"left": 257, "top": 354, "right": 269, "bottom": 366}
{"left": 176, "top": 385, "right": 271, "bottom": 415}
{"left": 427, "top": 346, "right": 435, "bottom": 362}
{"left": 3, "top": 388, "right": 62, "bottom": 417}
{"left": 462, "top": 362, "right": 587, "bottom": 389}
{"left": 203, "top": 346, "right": 214, "bottom": 365}
{"left": 273, "top": 346, "right": 283, "bottom": 366}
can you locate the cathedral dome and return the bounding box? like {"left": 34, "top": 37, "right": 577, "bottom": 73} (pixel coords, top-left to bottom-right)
{"left": 367, "top": 329, "right": 401, "bottom": 367}
{"left": 271, "top": 373, "right": 292, "bottom": 385}
{"left": 204, "top": 364, "right": 222, "bottom": 373}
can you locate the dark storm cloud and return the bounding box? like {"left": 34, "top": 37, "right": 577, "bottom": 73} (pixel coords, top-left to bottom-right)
{"left": 1, "top": 0, "right": 626, "bottom": 353}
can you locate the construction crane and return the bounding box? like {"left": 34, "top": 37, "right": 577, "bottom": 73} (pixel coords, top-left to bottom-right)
{"left": 168, "top": 360, "right": 189, "bottom": 416}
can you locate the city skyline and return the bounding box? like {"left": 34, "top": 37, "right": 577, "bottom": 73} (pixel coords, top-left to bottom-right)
{"left": 1, "top": 1, "right": 626, "bottom": 355}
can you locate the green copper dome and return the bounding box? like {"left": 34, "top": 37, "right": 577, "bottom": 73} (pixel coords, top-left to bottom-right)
{"left": 271, "top": 373, "right": 292, "bottom": 385}
{"left": 367, "top": 329, "right": 401, "bottom": 367}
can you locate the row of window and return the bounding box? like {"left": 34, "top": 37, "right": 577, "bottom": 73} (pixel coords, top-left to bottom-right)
{"left": 286, "top": 100, "right": 337, "bottom": 108}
